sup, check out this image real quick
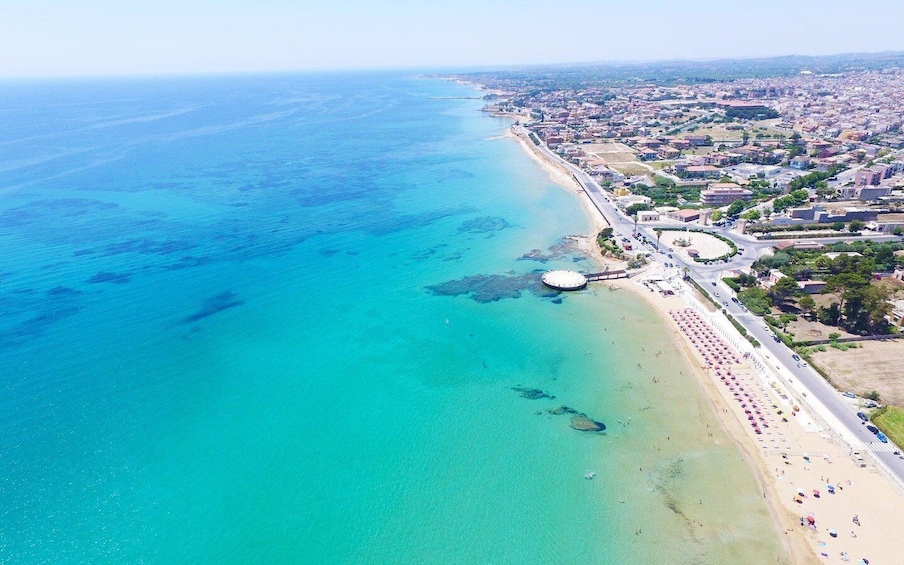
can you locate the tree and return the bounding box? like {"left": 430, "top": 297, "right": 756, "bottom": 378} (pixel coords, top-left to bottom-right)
{"left": 711, "top": 209, "right": 724, "bottom": 221}
{"left": 771, "top": 251, "right": 791, "bottom": 268}
{"left": 727, "top": 199, "right": 746, "bottom": 217}
{"left": 737, "top": 287, "right": 772, "bottom": 315}
{"left": 832, "top": 221, "right": 846, "bottom": 232}
{"left": 599, "top": 227, "right": 614, "bottom": 240}
{"left": 769, "top": 275, "right": 801, "bottom": 306}
{"left": 824, "top": 271, "right": 872, "bottom": 331}
{"left": 741, "top": 209, "right": 761, "bottom": 221}
{"left": 849, "top": 219, "right": 865, "bottom": 233}
{"left": 799, "top": 295, "right": 816, "bottom": 316}
{"left": 626, "top": 203, "right": 652, "bottom": 216}
{"left": 655, "top": 228, "right": 662, "bottom": 250}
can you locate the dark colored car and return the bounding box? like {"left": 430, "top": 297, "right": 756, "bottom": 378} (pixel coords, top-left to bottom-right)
{"left": 866, "top": 424, "right": 880, "bottom": 434}
{"left": 857, "top": 412, "right": 869, "bottom": 422}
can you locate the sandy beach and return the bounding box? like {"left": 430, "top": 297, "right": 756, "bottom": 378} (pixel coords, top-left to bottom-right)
{"left": 510, "top": 126, "right": 904, "bottom": 565}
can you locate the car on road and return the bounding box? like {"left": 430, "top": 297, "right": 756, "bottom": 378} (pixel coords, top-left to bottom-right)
{"left": 722, "top": 301, "right": 728, "bottom": 306}
{"left": 842, "top": 391, "right": 856, "bottom": 399}
{"left": 711, "top": 282, "right": 716, "bottom": 286}
{"left": 791, "top": 354, "right": 801, "bottom": 362}
{"left": 877, "top": 432, "right": 888, "bottom": 443}
{"left": 731, "top": 297, "right": 739, "bottom": 303}
{"left": 866, "top": 424, "right": 880, "bottom": 434}
{"left": 667, "top": 253, "right": 673, "bottom": 258}
{"left": 857, "top": 412, "right": 869, "bottom": 422}
{"left": 773, "top": 335, "right": 781, "bottom": 342}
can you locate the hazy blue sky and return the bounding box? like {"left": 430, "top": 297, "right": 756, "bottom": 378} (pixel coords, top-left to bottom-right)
{"left": 2, "top": 0, "right": 903, "bottom": 77}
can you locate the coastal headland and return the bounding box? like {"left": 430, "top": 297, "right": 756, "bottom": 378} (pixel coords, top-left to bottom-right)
{"left": 508, "top": 118, "right": 904, "bottom": 565}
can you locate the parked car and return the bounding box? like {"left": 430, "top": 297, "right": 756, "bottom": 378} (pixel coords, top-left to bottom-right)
{"left": 857, "top": 412, "right": 869, "bottom": 422}
{"left": 864, "top": 400, "right": 878, "bottom": 408}
{"left": 842, "top": 391, "right": 856, "bottom": 399}
{"left": 866, "top": 424, "right": 880, "bottom": 434}
{"left": 877, "top": 432, "right": 888, "bottom": 443}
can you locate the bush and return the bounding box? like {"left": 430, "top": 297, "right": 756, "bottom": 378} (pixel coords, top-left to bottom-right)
{"left": 723, "top": 277, "right": 741, "bottom": 292}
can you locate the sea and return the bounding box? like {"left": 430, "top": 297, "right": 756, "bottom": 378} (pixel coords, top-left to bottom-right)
{"left": 0, "top": 72, "right": 786, "bottom": 564}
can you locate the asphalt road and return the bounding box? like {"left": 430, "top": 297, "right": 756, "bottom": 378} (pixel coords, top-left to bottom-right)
{"left": 524, "top": 129, "right": 904, "bottom": 486}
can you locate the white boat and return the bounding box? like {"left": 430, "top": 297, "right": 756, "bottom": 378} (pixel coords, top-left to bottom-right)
{"left": 584, "top": 470, "right": 596, "bottom": 480}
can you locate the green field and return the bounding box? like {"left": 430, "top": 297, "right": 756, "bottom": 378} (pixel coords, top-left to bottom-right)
{"left": 873, "top": 406, "right": 904, "bottom": 448}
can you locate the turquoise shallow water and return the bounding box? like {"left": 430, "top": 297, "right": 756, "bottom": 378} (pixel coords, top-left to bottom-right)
{"left": 0, "top": 73, "right": 785, "bottom": 563}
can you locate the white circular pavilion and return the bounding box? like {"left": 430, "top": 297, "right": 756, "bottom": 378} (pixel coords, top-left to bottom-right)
{"left": 541, "top": 270, "right": 587, "bottom": 291}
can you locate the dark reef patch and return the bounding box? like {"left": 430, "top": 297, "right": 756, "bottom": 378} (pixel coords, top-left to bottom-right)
{"left": 366, "top": 206, "right": 474, "bottom": 236}
{"left": 183, "top": 292, "right": 244, "bottom": 323}
{"left": 100, "top": 239, "right": 197, "bottom": 256}
{"left": 518, "top": 237, "right": 583, "bottom": 263}
{"left": 511, "top": 386, "right": 555, "bottom": 400}
{"left": 159, "top": 256, "right": 213, "bottom": 271}
{"left": 87, "top": 272, "right": 131, "bottom": 284}
{"left": 458, "top": 216, "right": 512, "bottom": 234}
{"left": 47, "top": 286, "right": 82, "bottom": 296}
{"left": 426, "top": 272, "right": 559, "bottom": 303}
{"left": 0, "top": 306, "right": 81, "bottom": 347}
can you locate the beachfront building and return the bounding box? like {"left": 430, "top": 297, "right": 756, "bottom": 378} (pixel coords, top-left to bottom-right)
{"left": 887, "top": 299, "right": 904, "bottom": 328}
{"left": 637, "top": 210, "right": 661, "bottom": 222}
{"left": 797, "top": 280, "right": 827, "bottom": 294}
{"left": 668, "top": 209, "right": 700, "bottom": 223}
{"left": 700, "top": 183, "right": 753, "bottom": 206}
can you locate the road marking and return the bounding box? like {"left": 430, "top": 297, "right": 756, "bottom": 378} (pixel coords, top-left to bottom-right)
{"left": 866, "top": 442, "right": 897, "bottom": 452}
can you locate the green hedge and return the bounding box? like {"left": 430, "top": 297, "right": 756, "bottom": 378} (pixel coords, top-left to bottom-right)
{"left": 723, "top": 277, "right": 741, "bottom": 292}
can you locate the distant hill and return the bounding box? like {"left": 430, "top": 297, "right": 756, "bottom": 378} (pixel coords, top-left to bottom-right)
{"left": 454, "top": 51, "right": 904, "bottom": 87}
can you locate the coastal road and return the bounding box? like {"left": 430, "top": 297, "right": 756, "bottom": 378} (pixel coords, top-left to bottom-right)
{"left": 520, "top": 126, "right": 904, "bottom": 488}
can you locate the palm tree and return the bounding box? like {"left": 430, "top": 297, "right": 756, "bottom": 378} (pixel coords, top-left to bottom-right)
{"left": 655, "top": 228, "right": 662, "bottom": 251}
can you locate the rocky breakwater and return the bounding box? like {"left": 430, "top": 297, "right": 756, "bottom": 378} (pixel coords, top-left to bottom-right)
{"left": 510, "top": 386, "right": 606, "bottom": 433}
{"left": 548, "top": 405, "right": 606, "bottom": 432}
